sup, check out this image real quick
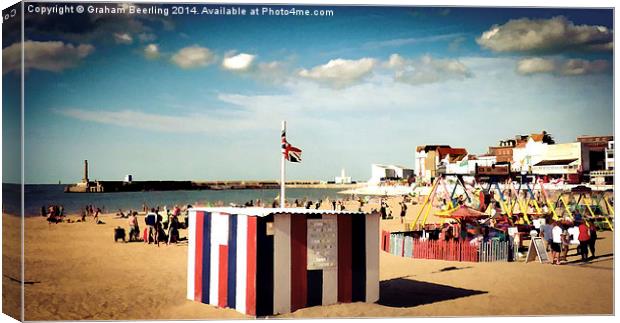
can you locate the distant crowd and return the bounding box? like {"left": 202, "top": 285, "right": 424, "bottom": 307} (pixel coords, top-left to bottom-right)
{"left": 40, "top": 204, "right": 105, "bottom": 224}
{"left": 112, "top": 204, "right": 191, "bottom": 246}
{"left": 138, "top": 205, "right": 188, "bottom": 246}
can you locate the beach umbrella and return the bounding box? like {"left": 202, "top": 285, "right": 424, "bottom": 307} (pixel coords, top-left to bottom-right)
{"left": 436, "top": 205, "right": 488, "bottom": 220}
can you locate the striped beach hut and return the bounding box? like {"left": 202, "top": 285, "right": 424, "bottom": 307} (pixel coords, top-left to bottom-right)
{"left": 187, "top": 207, "right": 380, "bottom": 316}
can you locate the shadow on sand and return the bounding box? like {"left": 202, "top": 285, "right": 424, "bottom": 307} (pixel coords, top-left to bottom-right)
{"left": 563, "top": 253, "right": 614, "bottom": 266}
{"left": 378, "top": 278, "right": 487, "bottom": 308}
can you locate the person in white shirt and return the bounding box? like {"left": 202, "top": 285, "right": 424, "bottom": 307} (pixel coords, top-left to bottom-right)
{"left": 568, "top": 225, "right": 580, "bottom": 246}
{"left": 551, "top": 221, "right": 563, "bottom": 265}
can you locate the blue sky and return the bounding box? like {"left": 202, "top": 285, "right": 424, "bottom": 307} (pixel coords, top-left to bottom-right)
{"left": 2, "top": 3, "right": 613, "bottom": 184}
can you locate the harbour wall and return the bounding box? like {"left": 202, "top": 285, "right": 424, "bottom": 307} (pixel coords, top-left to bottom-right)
{"left": 64, "top": 180, "right": 363, "bottom": 193}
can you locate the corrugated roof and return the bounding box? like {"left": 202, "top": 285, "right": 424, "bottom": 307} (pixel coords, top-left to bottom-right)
{"left": 189, "top": 207, "right": 369, "bottom": 217}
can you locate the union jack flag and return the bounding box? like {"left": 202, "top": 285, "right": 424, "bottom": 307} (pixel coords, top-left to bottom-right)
{"left": 281, "top": 129, "right": 302, "bottom": 163}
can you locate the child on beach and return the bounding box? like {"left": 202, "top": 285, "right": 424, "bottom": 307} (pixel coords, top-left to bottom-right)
{"left": 400, "top": 202, "right": 407, "bottom": 223}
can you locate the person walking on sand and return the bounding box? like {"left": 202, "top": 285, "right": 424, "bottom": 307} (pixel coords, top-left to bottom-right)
{"left": 588, "top": 221, "right": 597, "bottom": 260}
{"left": 560, "top": 224, "right": 570, "bottom": 263}
{"left": 400, "top": 201, "right": 407, "bottom": 223}
{"left": 380, "top": 199, "right": 388, "bottom": 219}
{"left": 128, "top": 212, "right": 140, "bottom": 242}
{"left": 145, "top": 208, "right": 157, "bottom": 244}
{"left": 94, "top": 207, "right": 101, "bottom": 223}
{"left": 540, "top": 216, "right": 553, "bottom": 251}
{"left": 578, "top": 220, "right": 590, "bottom": 262}
{"left": 167, "top": 214, "right": 180, "bottom": 245}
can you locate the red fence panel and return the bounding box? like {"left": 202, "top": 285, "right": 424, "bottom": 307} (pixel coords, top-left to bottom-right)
{"left": 383, "top": 233, "right": 510, "bottom": 263}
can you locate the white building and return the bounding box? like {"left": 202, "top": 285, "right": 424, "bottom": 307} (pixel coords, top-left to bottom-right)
{"left": 531, "top": 142, "right": 583, "bottom": 176}
{"left": 445, "top": 155, "right": 496, "bottom": 175}
{"left": 369, "top": 164, "right": 414, "bottom": 184}
{"left": 605, "top": 141, "right": 614, "bottom": 170}
{"left": 511, "top": 137, "right": 548, "bottom": 173}
{"left": 415, "top": 149, "right": 429, "bottom": 179}
{"left": 334, "top": 169, "right": 352, "bottom": 184}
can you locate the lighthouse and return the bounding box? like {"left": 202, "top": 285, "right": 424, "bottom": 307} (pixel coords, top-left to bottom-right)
{"left": 83, "top": 160, "right": 89, "bottom": 183}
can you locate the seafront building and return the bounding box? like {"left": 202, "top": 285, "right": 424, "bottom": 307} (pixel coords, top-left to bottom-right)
{"left": 334, "top": 169, "right": 352, "bottom": 184}
{"left": 605, "top": 141, "right": 614, "bottom": 170}
{"left": 414, "top": 145, "right": 467, "bottom": 181}
{"left": 413, "top": 132, "right": 614, "bottom": 185}
{"left": 369, "top": 164, "right": 414, "bottom": 184}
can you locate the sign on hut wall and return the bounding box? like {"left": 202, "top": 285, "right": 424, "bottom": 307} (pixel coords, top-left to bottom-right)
{"left": 307, "top": 218, "right": 338, "bottom": 270}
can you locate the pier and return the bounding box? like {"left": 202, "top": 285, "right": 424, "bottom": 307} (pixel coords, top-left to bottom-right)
{"left": 64, "top": 160, "right": 361, "bottom": 193}
{"left": 64, "top": 180, "right": 361, "bottom": 193}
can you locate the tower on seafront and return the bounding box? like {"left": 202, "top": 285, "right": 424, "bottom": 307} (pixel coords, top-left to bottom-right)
{"left": 83, "top": 160, "right": 89, "bottom": 183}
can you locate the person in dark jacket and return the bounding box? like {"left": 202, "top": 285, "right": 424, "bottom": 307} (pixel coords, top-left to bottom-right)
{"left": 588, "top": 220, "right": 598, "bottom": 260}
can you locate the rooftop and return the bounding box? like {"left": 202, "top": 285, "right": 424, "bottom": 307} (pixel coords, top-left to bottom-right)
{"left": 416, "top": 145, "right": 451, "bottom": 153}
{"left": 437, "top": 147, "right": 468, "bottom": 159}
{"left": 189, "top": 207, "right": 368, "bottom": 217}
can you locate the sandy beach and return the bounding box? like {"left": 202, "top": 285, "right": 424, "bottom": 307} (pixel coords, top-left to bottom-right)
{"left": 1, "top": 200, "right": 614, "bottom": 320}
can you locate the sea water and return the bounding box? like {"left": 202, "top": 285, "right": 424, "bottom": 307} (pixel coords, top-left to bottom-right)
{"left": 2, "top": 184, "right": 346, "bottom": 216}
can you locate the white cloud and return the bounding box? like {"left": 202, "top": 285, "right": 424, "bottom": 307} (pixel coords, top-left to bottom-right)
{"left": 363, "top": 33, "right": 462, "bottom": 50}
{"left": 222, "top": 53, "right": 256, "bottom": 71}
{"left": 137, "top": 33, "right": 156, "bottom": 42}
{"left": 385, "top": 53, "right": 406, "bottom": 69}
{"left": 170, "top": 45, "right": 216, "bottom": 69}
{"left": 3, "top": 40, "right": 94, "bottom": 74}
{"left": 114, "top": 32, "right": 133, "bottom": 44}
{"left": 254, "top": 61, "right": 290, "bottom": 83}
{"left": 386, "top": 54, "right": 471, "bottom": 85}
{"left": 298, "top": 58, "right": 377, "bottom": 88}
{"left": 517, "top": 57, "right": 610, "bottom": 76}
{"left": 144, "top": 44, "right": 160, "bottom": 60}
{"left": 516, "top": 57, "right": 557, "bottom": 75}
{"left": 56, "top": 108, "right": 257, "bottom": 133}
{"left": 477, "top": 16, "right": 613, "bottom": 53}
{"left": 560, "top": 59, "right": 609, "bottom": 76}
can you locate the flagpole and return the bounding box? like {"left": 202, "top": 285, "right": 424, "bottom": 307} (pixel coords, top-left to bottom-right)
{"left": 280, "top": 120, "right": 286, "bottom": 208}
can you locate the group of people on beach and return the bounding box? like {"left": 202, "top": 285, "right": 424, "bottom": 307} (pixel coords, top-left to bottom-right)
{"left": 539, "top": 215, "right": 598, "bottom": 265}
{"left": 41, "top": 204, "right": 107, "bottom": 224}
{"left": 233, "top": 196, "right": 375, "bottom": 213}
{"left": 40, "top": 204, "right": 65, "bottom": 224}
{"left": 82, "top": 205, "right": 104, "bottom": 223}
{"left": 140, "top": 205, "right": 186, "bottom": 246}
